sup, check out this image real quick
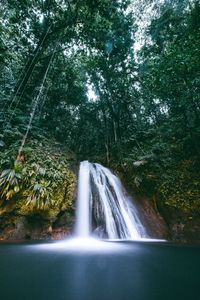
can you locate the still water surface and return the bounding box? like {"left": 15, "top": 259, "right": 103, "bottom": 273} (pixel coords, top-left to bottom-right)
{"left": 0, "top": 239, "right": 200, "bottom": 300}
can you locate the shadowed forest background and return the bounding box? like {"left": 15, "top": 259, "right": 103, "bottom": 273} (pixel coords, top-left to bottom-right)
{"left": 0, "top": 0, "right": 200, "bottom": 241}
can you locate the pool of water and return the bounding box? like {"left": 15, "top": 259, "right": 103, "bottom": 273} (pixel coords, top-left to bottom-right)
{"left": 0, "top": 239, "right": 199, "bottom": 300}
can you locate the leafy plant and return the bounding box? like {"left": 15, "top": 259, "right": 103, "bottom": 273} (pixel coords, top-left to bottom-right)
{"left": 26, "top": 180, "right": 52, "bottom": 210}
{"left": 0, "top": 163, "right": 23, "bottom": 204}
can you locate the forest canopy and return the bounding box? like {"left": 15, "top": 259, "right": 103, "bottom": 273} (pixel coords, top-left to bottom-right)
{"left": 0, "top": 0, "right": 200, "bottom": 219}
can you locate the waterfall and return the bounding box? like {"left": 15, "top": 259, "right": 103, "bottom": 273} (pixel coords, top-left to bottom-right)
{"left": 75, "top": 161, "right": 147, "bottom": 239}
{"left": 75, "top": 161, "right": 91, "bottom": 237}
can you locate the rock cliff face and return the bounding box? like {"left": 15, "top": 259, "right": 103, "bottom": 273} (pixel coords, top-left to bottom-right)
{"left": 1, "top": 201, "right": 200, "bottom": 243}
{"left": 129, "top": 195, "right": 200, "bottom": 243}
{"left": 116, "top": 162, "right": 200, "bottom": 243}
{"left": 0, "top": 200, "right": 169, "bottom": 241}
{"left": 133, "top": 197, "right": 169, "bottom": 240}
{"left": 0, "top": 211, "right": 75, "bottom": 241}
{"left": 157, "top": 204, "right": 200, "bottom": 243}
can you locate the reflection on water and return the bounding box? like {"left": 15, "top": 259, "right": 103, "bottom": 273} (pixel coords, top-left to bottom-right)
{"left": 0, "top": 239, "right": 200, "bottom": 300}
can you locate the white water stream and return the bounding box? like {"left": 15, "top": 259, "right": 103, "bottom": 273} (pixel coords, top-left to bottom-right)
{"left": 75, "top": 161, "right": 91, "bottom": 237}
{"left": 75, "top": 161, "right": 147, "bottom": 239}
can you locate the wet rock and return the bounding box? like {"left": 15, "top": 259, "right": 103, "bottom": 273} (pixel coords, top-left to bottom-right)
{"left": 157, "top": 204, "right": 200, "bottom": 243}
{"left": 135, "top": 197, "right": 170, "bottom": 239}
{"left": 0, "top": 211, "right": 74, "bottom": 241}
{"left": 53, "top": 211, "right": 75, "bottom": 229}
{"left": 170, "top": 223, "right": 185, "bottom": 241}
{"left": 9, "top": 217, "right": 28, "bottom": 240}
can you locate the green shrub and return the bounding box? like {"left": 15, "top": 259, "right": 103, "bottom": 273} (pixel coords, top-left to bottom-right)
{"left": 0, "top": 162, "right": 23, "bottom": 204}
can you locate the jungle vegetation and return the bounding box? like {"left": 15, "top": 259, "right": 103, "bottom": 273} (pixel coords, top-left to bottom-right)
{"left": 0, "top": 0, "right": 199, "bottom": 224}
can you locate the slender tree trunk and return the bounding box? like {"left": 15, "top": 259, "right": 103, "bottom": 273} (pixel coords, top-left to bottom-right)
{"left": 14, "top": 26, "right": 51, "bottom": 97}
{"left": 105, "top": 142, "right": 110, "bottom": 165}
{"left": 113, "top": 120, "right": 118, "bottom": 143}
{"left": 101, "top": 105, "right": 110, "bottom": 165}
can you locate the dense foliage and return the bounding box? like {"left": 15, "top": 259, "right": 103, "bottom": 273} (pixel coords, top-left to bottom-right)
{"left": 0, "top": 0, "right": 200, "bottom": 228}
{"left": 0, "top": 138, "right": 76, "bottom": 215}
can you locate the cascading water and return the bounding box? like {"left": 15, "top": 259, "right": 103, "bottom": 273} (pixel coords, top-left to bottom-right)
{"left": 75, "top": 161, "right": 147, "bottom": 239}
{"left": 75, "top": 161, "right": 91, "bottom": 237}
